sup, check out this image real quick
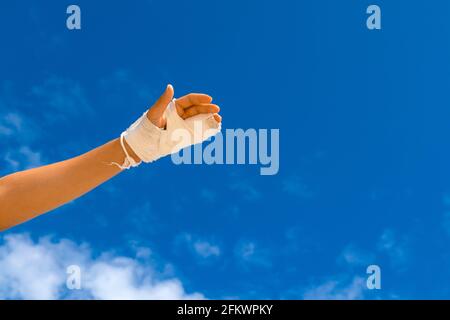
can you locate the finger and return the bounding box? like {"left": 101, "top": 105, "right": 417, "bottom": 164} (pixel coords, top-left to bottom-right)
{"left": 181, "top": 104, "right": 220, "bottom": 119}
{"left": 176, "top": 93, "right": 213, "bottom": 109}
{"left": 146, "top": 84, "right": 174, "bottom": 127}
{"left": 213, "top": 113, "right": 222, "bottom": 123}
{"left": 149, "top": 84, "right": 174, "bottom": 116}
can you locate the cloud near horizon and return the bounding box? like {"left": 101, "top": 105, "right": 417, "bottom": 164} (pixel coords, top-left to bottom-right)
{"left": 0, "top": 233, "right": 204, "bottom": 300}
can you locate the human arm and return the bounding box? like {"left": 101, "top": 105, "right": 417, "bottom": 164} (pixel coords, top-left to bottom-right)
{"left": 0, "top": 85, "right": 221, "bottom": 231}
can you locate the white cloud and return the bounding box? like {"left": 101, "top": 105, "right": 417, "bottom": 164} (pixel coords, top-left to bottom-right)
{"left": 0, "top": 233, "right": 204, "bottom": 300}
{"left": 0, "top": 113, "right": 22, "bottom": 136}
{"left": 239, "top": 242, "right": 256, "bottom": 259}
{"left": 0, "top": 109, "right": 41, "bottom": 143}
{"left": 176, "top": 233, "right": 221, "bottom": 259}
{"left": 338, "top": 244, "right": 375, "bottom": 267}
{"left": 229, "top": 180, "right": 261, "bottom": 201}
{"left": 282, "top": 175, "right": 314, "bottom": 198}
{"left": 0, "top": 112, "right": 44, "bottom": 172}
{"left": 0, "top": 112, "right": 36, "bottom": 141}
{"left": 193, "top": 241, "right": 221, "bottom": 258}
{"left": 3, "top": 146, "right": 44, "bottom": 171}
{"left": 3, "top": 148, "right": 43, "bottom": 172}
{"left": 297, "top": 229, "right": 409, "bottom": 300}
{"left": 377, "top": 229, "right": 409, "bottom": 269}
{"left": 0, "top": 125, "right": 12, "bottom": 136}
{"left": 31, "top": 76, "right": 92, "bottom": 121}
{"left": 302, "top": 276, "right": 366, "bottom": 300}
{"left": 299, "top": 244, "right": 369, "bottom": 300}
{"left": 235, "top": 241, "right": 271, "bottom": 269}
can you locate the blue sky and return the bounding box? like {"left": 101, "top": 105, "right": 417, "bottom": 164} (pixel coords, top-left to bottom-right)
{"left": 1, "top": 0, "right": 450, "bottom": 299}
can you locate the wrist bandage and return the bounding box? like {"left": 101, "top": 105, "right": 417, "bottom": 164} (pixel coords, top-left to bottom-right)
{"left": 114, "top": 99, "right": 221, "bottom": 169}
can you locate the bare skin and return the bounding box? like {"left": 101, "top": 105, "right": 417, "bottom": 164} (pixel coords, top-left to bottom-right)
{"left": 0, "top": 85, "right": 222, "bottom": 231}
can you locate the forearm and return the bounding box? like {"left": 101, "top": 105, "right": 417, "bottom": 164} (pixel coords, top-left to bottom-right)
{"left": 0, "top": 138, "right": 139, "bottom": 231}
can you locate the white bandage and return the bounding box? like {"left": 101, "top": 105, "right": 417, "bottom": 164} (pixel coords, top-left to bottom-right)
{"left": 116, "top": 99, "right": 221, "bottom": 169}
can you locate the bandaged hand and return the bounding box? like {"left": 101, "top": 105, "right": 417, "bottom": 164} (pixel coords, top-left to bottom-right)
{"left": 117, "top": 85, "right": 222, "bottom": 169}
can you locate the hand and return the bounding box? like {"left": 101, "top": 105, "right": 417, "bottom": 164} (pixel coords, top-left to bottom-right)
{"left": 146, "top": 84, "right": 222, "bottom": 128}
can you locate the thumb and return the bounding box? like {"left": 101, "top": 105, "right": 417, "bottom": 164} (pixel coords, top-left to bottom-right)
{"left": 147, "top": 84, "right": 174, "bottom": 127}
